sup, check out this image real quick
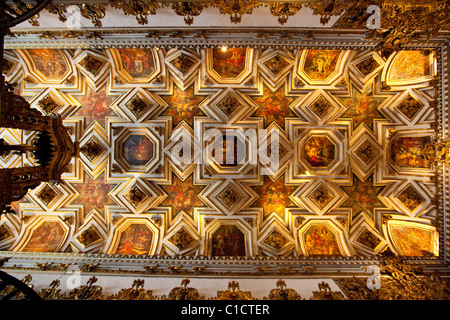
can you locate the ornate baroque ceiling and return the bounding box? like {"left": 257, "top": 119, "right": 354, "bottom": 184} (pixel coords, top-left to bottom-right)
{"left": 0, "top": 1, "right": 449, "bottom": 285}
{"left": 0, "top": 44, "right": 444, "bottom": 260}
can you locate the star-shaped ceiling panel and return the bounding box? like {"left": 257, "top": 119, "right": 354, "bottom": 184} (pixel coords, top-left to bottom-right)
{"left": 0, "top": 47, "right": 440, "bottom": 258}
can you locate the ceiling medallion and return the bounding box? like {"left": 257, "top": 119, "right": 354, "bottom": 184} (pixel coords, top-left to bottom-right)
{"left": 309, "top": 184, "right": 334, "bottom": 210}
{"left": 168, "top": 228, "right": 195, "bottom": 250}
{"left": 77, "top": 226, "right": 102, "bottom": 247}
{"left": 215, "top": 184, "right": 243, "bottom": 211}
{"left": 355, "top": 56, "right": 380, "bottom": 77}
{"left": 215, "top": 93, "right": 242, "bottom": 119}
{"left": 354, "top": 140, "right": 378, "bottom": 166}
{"left": 37, "top": 95, "right": 61, "bottom": 115}
{"left": 125, "top": 184, "right": 148, "bottom": 208}
{"left": 262, "top": 229, "right": 289, "bottom": 251}
{"left": 35, "top": 184, "right": 58, "bottom": 207}
{"left": 263, "top": 54, "right": 290, "bottom": 77}
{"left": 355, "top": 228, "right": 381, "bottom": 250}
{"left": 169, "top": 54, "right": 197, "bottom": 76}
{"left": 80, "top": 139, "right": 106, "bottom": 162}
{"left": 307, "top": 95, "right": 333, "bottom": 120}
{"left": 396, "top": 95, "right": 424, "bottom": 121}
{"left": 396, "top": 185, "right": 425, "bottom": 212}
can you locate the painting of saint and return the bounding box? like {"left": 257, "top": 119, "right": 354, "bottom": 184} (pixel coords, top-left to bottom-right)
{"left": 115, "top": 223, "right": 153, "bottom": 255}
{"left": 389, "top": 50, "right": 432, "bottom": 81}
{"left": 303, "top": 136, "right": 335, "bottom": 167}
{"left": 252, "top": 86, "right": 296, "bottom": 128}
{"left": 252, "top": 176, "right": 294, "bottom": 217}
{"left": 75, "top": 86, "right": 118, "bottom": 127}
{"left": 161, "top": 85, "right": 205, "bottom": 127}
{"left": 26, "top": 49, "right": 68, "bottom": 80}
{"left": 340, "top": 85, "right": 386, "bottom": 130}
{"left": 390, "top": 225, "right": 436, "bottom": 256}
{"left": 212, "top": 48, "right": 247, "bottom": 79}
{"left": 303, "top": 50, "right": 341, "bottom": 80}
{"left": 162, "top": 174, "right": 204, "bottom": 217}
{"left": 123, "top": 135, "right": 154, "bottom": 166}
{"left": 74, "top": 173, "right": 114, "bottom": 214}
{"left": 212, "top": 225, "right": 246, "bottom": 256}
{"left": 304, "top": 224, "right": 341, "bottom": 255}
{"left": 390, "top": 136, "right": 432, "bottom": 169}
{"left": 341, "top": 176, "right": 385, "bottom": 217}
{"left": 21, "top": 221, "right": 65, "bottom": 252}
{"left": 118, "top": 49, "right": 155, "bottom": 78}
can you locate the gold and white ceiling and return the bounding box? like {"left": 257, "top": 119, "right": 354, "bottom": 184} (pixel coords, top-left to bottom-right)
{"left": 0, "top": 38, "right": 446, "bottom": 264}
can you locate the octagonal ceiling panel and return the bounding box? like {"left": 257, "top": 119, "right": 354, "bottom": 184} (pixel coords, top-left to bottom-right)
{"left": 205, "top": 48, "right": 254, "bottom": 85}
{"left": 296, "top": 49, "right": 351, "bottom": 86}
{"left": 108, "top": 48, "right": 161, "bottom": 84}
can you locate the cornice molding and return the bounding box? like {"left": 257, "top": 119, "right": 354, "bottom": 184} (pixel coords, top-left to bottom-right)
{"left": 1, "top": 251, "right": 449, "bottom": 277}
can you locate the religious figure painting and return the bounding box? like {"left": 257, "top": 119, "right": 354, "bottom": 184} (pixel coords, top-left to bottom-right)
{"left": 211, "top": 225, "right": 246, "bottom": 256}
{"left": 74, "top": 173, "right": 114, "bottom": 214}
{"left": 390, "top": 224, "right": 436, "bottom": 256}
{"left": 252, "top": 86, "right": 296, "bottom": 128}
{"left": 212, "top": 48, "right": 247, "bottom": 79}
{"left": 118, "top": 49, "right": 155, "bottom": 78}
{"left": 161, "top": 174, "right": 204, "bottom": 217}
{"left": 26, "top": 49, "right": 68, "bottom": 80}
{"left": 340, "top": 86, "right": 386, "bottom": 130}
{"left": 303, "top": 50, "right": 341, "bottom": 81}
{"left": 389, "top": 50, "right": 432, "bottom": 82}
{"left": 75, "top": 86, "right": 118, "bottom": 127}
{"left": 390, "top": 136, "right": 432, "bottom": 169}
{"left": 123, "top": 135, "right": 155, "bottom": 166}
{"left": 21, "top": 221, "right": 65, "bottom": 252}
{"left": 252, "top": 176, "right": 294, "bottom": 217}
{"left": 303, "top": 136, "right": 335, "bottom": 167}
{"left": 341, "top": 176, "right": 385, "bottom": 217}
{"left": 304, "top": 224, "right": 341, "bottom": 256}
{"left": 161, "top": 85, "right": 205, "bottom": 127}
{"left": 115, "top": 223, "right": 153, "bottom": 255}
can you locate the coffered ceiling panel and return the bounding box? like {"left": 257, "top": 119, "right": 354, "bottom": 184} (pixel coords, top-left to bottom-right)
{"left": 0, "top": 44, "right": 444, "bottom": 262}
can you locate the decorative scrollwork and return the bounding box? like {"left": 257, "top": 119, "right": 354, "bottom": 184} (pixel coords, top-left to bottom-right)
{"left": 108, "top": 0, "right": 160, "bottom": 25}
{"left": 169, "top": 2, "right": 205, "bottom": 26}
{"left": 269, "top": 2, "right": 303, "bottom": 25}
{"left": 311, "top": 281, "right": 346, "bottom": 300}
{"left": 212, "top": 0, "right": 263, "bottom": 24}
{"left": 213, "top": 281, "right": 253, "bottom": 300}
{"left": 266, "top": 279, "right": 302, "bottom": 300}
{"left": 163, "top": 277, "right": 202, "bottom": 300}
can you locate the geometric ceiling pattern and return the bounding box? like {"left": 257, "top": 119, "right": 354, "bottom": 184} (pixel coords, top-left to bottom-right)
{"left": 0, "top": 46, "right": 440, "bottom": 259}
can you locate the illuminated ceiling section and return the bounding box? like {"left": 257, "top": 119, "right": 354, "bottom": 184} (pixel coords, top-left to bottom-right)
{"left": 0, "top": 47, "right": 441, "bottom": 259}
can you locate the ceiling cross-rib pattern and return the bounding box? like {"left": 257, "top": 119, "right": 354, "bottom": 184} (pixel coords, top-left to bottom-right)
{"left": 0, "top": 45, "right": 442, "bottom": 260}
